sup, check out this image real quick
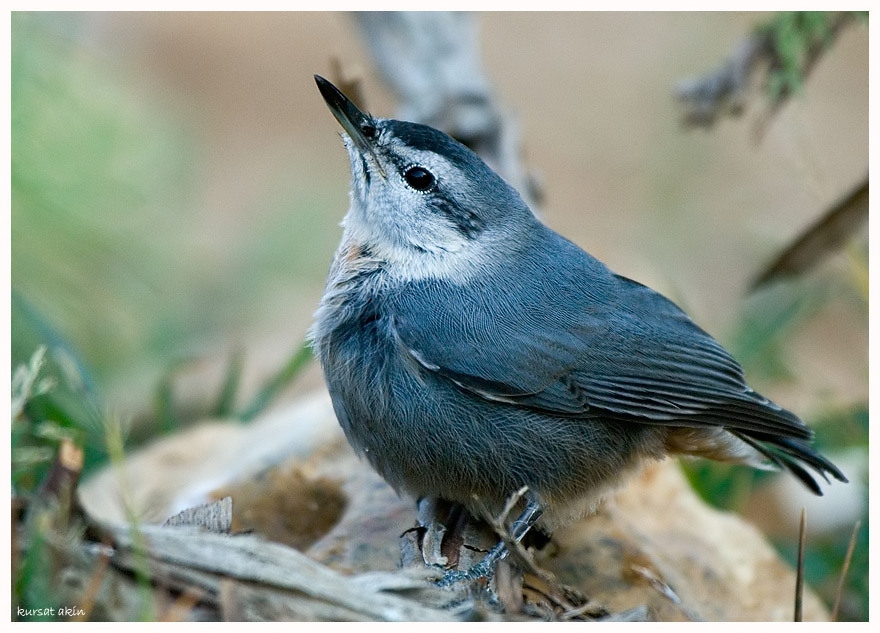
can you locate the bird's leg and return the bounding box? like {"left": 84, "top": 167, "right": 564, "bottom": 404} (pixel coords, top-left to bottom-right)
{"left": 436, "top": 499, "right": 544, "bottom": 587}
{"left": 416, "top": 496, "right": 450, "bottom": 567}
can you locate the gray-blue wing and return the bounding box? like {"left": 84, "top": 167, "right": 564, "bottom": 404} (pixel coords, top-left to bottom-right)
{"left": 389, "top": 229, "right": 811, "bottom": 441}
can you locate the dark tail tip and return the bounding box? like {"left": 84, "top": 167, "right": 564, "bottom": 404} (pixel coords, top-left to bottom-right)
{"left": 735, "top": 433, "right": 847, "bottom": 495}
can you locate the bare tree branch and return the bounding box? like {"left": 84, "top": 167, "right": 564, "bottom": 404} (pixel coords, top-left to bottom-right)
{"left": 675, "top": 11, "right": 863, "bottom": 138}
{"left": 750, "top": 177, "right": 868, "bottom": 291}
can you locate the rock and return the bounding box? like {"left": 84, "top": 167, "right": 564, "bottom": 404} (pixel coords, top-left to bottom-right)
{"left": 78, "top": 389, "right": 830, "bottom": 621}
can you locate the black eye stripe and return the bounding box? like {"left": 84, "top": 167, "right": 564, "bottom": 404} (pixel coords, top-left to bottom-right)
{"left": 403, "top": 165, "right": 436, "bottom": 192}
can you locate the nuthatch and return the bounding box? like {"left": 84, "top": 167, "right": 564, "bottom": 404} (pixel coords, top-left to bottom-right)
{"left": 309, "top": 75, "right": 846, "bottom": 583}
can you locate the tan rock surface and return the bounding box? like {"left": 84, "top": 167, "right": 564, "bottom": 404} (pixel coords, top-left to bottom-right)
{"left": 79, "top": 389, "right": 829, "bottom": 621}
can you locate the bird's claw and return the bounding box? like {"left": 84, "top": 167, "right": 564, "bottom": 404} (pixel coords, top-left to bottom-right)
{"left": 434, "top": 554, "right": 498, "bottom": 588}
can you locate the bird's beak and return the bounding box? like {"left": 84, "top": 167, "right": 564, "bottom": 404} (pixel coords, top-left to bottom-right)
{"left": 315, "top": 75, "right": 385, "bottom": 177}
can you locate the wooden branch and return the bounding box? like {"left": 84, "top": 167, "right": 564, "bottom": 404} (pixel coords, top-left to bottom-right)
{"left": 351, "top": 11, "right": 539, "bottom": 209}
{"left": 675, "top": 11, "right": 861, "bottom": 136}
{"left": 101, "top": 521, "right": 457, "bottom": 621}
{"left": 675, "top": 33, "right": 769, "bottom": 127}
{"left": 750, "top": 177, "right": 868, "bottom": 290}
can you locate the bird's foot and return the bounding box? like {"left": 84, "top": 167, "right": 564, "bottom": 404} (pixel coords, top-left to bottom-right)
{"left": 434, "top": 545, "right": 503, "bottom": 588}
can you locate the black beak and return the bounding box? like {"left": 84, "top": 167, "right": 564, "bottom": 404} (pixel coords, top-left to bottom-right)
{"left": 315, "top": 75, "right": 383, "bottom": 172}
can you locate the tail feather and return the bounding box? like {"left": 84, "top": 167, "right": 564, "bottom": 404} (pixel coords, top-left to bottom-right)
{"left": 732, "top": 431, "right": 848, "bottom": 496}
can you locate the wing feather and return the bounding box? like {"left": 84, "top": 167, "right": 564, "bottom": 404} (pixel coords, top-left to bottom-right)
{"left": 389, "top": 228, "right": 812, "bottom": 442}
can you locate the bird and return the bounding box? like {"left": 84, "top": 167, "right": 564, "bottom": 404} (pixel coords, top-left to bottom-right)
{"left": 308, "top": 74, "right": 847, "bottom": 582}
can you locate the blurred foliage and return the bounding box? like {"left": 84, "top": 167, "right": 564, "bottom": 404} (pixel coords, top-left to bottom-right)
{"left": 12, "top": 346, "right": 59, "bottom": 493}
{"left": 777, "top": 516, "right": 868, "bottom": 623}
{"left": 11, "top": 302, "right": 106, "bottom": 488}
{"left": 729, "top": 283, "right": 826, "bottom": 383}
{"left": 794, "top": 405, "right": 868, "bottom": 621}
{"left": 10, "top": 17, "right": 319, "bottom": 615}
{"left": 11, "top": 13, "right": 328, "bottom": 422}
{"left": 11, "top": 12, "right": 323, "bottom": 523}
{"left": 12, "top": 347, "right": 86, "bottom": 621}
{"left": 237, "top": 341, "right": 313, "bottom": 421}
{"left": 681, "top": 241, "right": 867, "bottom": 620}
{"left": 761, "top": 12, "right": 837, "bottom": 99}
{"left": 11, "top": 12, "right": 194, "bottom": 382}
{"left": 758, "top": 11, "right": 868, "bottom": 101}
{"left": 15, "top": 509, "right": 55, "bottom": 622}
{"left": 676, "top": 10, "right": 866, "bottom": 129}
{"left": 11, "top": 348, "right": 155, "bottom": 621}
{"left": 103, "top": 413, "right": 157, "bottom": 621}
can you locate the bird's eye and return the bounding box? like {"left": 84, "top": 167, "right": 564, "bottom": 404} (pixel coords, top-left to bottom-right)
{"left": 403, "top": 165, "right": 436, "bottom": 192}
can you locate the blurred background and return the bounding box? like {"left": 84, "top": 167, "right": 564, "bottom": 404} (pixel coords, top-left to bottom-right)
{"left": 11, "top": 12, "right": 867, "bottom": 619}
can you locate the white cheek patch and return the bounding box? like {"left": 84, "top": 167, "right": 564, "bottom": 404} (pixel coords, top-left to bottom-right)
{"left": 341, "top": 206, "right": 498, "bottom": 284}
{"left": 340, "top": 137, "right": 501, "bottom": 283}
